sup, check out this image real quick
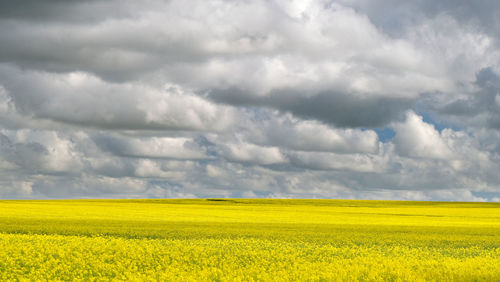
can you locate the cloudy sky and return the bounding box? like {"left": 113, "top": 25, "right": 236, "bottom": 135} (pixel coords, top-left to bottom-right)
{"left": 1, "top": 0, "right": 500, "bottom": 201}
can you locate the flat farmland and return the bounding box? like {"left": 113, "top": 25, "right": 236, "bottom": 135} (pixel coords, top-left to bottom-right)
{"left": 0, "top": 199, "right": 498, "bottom": 281}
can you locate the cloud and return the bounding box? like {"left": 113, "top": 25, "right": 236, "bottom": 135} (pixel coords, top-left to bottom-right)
{"left": 209, "top": 88, "right": 414, "bottom": 128}
{"left": 0, "top": 0, "right": 499, "bottom": 201}
{"left": 393, "top": 112, "right": 453, "bottom": 160}
{"left": 91, "top": 134, "right": 209, "bottom": 160}
{"left": 288, "top": 151, "right": 386, "bottom": 173}
{"left": 0, "top": 0, "right": 458, "bottom": 128}
{"left": 217, "top": 142, "right": 286, "bottom": 165}
{"left": 431, "top": 67, "right": 500, "bottom": 130}
{"left": 0, "top": 130, "right": 84, "bottom": 174}
{"left": 0, "top": 66, "right": 234, "bottom": 131}
{"left": 249, "top": 113, "right": 380, "bottom": 154}
{"left": 339, "top": 0, "right": 500, "bottom": 42}
{"left": 212, "top": 111, "right": 380, "bottom": 154}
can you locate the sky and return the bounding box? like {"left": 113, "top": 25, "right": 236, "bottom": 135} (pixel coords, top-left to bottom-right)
{"left": 1, "top": 0, "right": 500, "bottom": 201}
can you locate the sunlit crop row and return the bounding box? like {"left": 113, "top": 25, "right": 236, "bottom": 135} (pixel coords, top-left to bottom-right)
{"left": 0, "top": 199, "right": 498, "bottom": 281}
{"left": 1, "top": 233, "right": 498, "bottom": 281}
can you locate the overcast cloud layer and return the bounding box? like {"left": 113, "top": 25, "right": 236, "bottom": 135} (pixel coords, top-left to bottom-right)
{"left": 1, "top": 0, "right": 500, "bottom": 201}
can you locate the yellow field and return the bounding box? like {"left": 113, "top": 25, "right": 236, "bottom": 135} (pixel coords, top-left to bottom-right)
{"left": 0, "top": 199, "right": 499, "bottom": 281}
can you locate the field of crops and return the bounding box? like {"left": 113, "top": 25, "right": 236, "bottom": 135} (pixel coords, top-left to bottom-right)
{"left": 0, "top": 199, "right": 498, "bottom": 281}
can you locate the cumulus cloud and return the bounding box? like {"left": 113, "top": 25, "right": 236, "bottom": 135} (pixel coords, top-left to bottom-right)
{"left": 288, "top": 151, "right": 386, "bottom": 173}
{"left": 253, "top": 114, "right": 379, "bottom": 154}
{"left": 0, "top": 0, "right": 499, "bottom": 201}
{"left": 393, "top": 112, "right": 453, "bottom": 160}
{"left": 0, "top": 66, "right": 234, "bottom": 131}
{"left": 431, "top": 68, "right": 500, "bottom": 130}
{"left": 0, "top": 0, "right": 461, "bottom": 128}
{"left": 217, "top": 142, "right": 286, "bottom": 165}
{"left": 91, "top": 134, "right": 209, "bottom": 160}
{"left": 0, "top": 130, "right": 84, "bottom": 174}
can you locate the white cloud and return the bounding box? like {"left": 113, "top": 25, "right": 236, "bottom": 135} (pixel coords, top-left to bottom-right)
{"left": 134, "top": 159, "right": 186, "bottom": 179}
{"left": 393, "top": 112, "right": 453, "bottom": 160}
{"left": 245, "top": 113, "right": 379, "bottom": 154}
{"left": 218, "top": 142, "right": 286, "bottom": 165}
{"left": 288, "top": 151, "right": 386, "bottom": 173}
{"left": 112, "top": 136, "right": 208, "bottom": 160}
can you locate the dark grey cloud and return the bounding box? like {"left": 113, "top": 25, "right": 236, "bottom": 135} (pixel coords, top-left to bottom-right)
{"left": 209, "top": 88, "right": 412, "bottom": 128}
{"left": 0, "top": 0, "right": 117, "bottom": 23}
{"left": 429, "top": 68, "right": 500, "bottom": 130}
{"left": 0, "top": 1, "right": 205, "bottom": 81}
{"left": 277, "top": 91, "right": 412, "bottom": 128}
{"left": 340, "top": 0, "right": 500, "bottom": 40}
{"left": 0, "top": 133, "right": 48, "bottom": 171}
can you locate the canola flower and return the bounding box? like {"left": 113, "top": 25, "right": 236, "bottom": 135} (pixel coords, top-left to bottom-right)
{"left": 0, "top": 199, "right": 499, "bottom": 281}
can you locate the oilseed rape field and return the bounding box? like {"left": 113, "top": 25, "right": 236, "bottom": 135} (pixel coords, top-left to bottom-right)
{"left": 0, "top": 199, "right": 499, "bottom": 281}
